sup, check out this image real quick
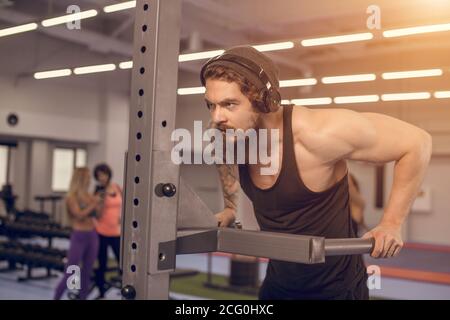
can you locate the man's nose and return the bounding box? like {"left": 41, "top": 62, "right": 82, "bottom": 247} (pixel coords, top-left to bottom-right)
{"left": 211, "top": 106, "right": 227, "bottom": 125}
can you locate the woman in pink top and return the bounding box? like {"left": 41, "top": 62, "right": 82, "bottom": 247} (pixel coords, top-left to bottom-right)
{"left": 92, "top": 163, "right": 122, "bottom": 299}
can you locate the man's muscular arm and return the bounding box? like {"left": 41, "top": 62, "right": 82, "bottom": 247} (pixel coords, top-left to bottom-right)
{"left": 300, "top": 108, "right": 432, "bottom": 258}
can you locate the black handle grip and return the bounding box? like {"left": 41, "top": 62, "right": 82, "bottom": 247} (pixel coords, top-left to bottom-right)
{"left": 324, "top": 238, "right": 375, "bottom": 256}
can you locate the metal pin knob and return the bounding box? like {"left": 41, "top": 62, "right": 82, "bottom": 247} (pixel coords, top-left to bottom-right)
{"left": 121, "top": 285, "right": 136, "bottom": 300}
{"left": 155, "top": 183, "right": 176, "bottom": 197}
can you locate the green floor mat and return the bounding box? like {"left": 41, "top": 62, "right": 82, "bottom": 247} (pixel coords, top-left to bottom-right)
{"left": 170, "top": 272, "right": 257, "bottom": 300}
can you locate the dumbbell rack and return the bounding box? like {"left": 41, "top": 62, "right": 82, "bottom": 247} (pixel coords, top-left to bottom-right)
{"left": 0, "top": 214, "right": 70, "bottom": 281}
{"left": 34, "top": 195, "right": 63, "bottom": 222}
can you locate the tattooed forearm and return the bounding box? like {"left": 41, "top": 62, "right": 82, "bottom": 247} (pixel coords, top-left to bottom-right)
{"left": 216, "top": 163, "right": 239, "bottom": 211}
{"left": 208, "top": 120, "right": 240, "bottom": 211}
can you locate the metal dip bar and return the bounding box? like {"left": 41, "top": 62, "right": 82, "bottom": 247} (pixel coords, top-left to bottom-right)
{"left": 325, "top": 238, "right": 375, "bottom": 256}
{"left": 164, "top": 229, "right": 375, "bottom": 270}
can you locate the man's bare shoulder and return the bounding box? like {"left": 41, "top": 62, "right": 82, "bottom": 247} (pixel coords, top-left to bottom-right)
{"left": 289, "top": 105, "right": 323, "bottom": 158}
{"left": 291, "top": 105, "right": 371, "bottom": 135}
{"left": 290, "top": 105, "right": 371, "bottom": 160}
{"left": 291, "top": 106, "right": 343, "bottom": 146}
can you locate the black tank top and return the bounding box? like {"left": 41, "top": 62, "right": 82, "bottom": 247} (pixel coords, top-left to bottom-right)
{"left": 238, "top": 105, "right": 366, "bottom": 298}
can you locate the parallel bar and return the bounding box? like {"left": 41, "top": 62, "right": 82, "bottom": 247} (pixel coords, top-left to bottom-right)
{"left": 175, "top": 229, "right": 374, "bottom": 263}
{"left": 176, "top": 229, "right": 218, "bottom": 255}
{"left": 218, "top": 229, "right": 325, "bottom": 264}
{"left": 324, "top": 238, "right": 374, "bottom": 256}
{"left": 175, "top": 228, "right": 326, "bottom": 264}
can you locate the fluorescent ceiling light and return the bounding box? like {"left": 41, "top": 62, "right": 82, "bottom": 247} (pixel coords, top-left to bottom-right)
{"left": 177, "top": 87, "right": 206, "bottom": 95}
{"left": 252, "top": 41, "right": 294, "bottom": 52}
{"left": 383, "top": 23, "right": 450, "bottom": 38}
{"left": 104, "top": 1, "right": 136, "bottom": 13}
{"left": 290, "top": 97, "right": 332, "bottom": 106}
{"left": 42, "top": 10, "right": 98, "bottom": 27}
{"left": 301, "top": 33, "right": 373, "bottom": 46}
{"left": 73, "top": 64, "right": 116, "bottom": 75}
{"left": 179, "top": 50, "right": 224, "bottom": 62}
{"left": 322, "top": 74, "right": 376, "bottom": 84}
{"left": 381, "top": 92, "right": 431, "bottom": 101}
{"left": 0, "top": 23, "right": 38, "bottom": 38}
{"left": 119, "top": 61, "right": 133, "bottom": 69}
{"left": 334, "top": 95, "right": 379, "bottom": 104}
{"left": 280, "top": 78, "right": 317, "bottom": 87}
{"left": 434, "top": 91, "right": 450, "bottom": 98}
{"left": 34, "top": 69, "right": 72, "bottom": 79}
{"left": 382, "top": 69, "right": 443, "bottom": 80}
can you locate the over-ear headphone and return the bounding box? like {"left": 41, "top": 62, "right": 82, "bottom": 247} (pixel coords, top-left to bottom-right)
{"left": 200, "top": 53, "right": 281, "bottom": 113}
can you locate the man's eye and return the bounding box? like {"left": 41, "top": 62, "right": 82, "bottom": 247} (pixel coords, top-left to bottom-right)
{"left": 226, "top": 103, "right": 236, "bottom": 108}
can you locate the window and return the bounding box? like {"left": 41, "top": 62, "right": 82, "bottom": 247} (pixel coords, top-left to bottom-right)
{"left": 0, "top": 146, "right": 8, "bottom": 187}
{"left": 51, "top": 147, "right": 87, "bottom": 192}
{"left": 51, "top": 149, "right": 74, "bottom": 192}
{"left": 75, "top": 148, "right": 87, "bottom": 168}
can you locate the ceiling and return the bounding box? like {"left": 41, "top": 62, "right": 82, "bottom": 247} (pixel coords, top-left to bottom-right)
{"left": 0, "top": 0, "right": 449, "bottom": 98}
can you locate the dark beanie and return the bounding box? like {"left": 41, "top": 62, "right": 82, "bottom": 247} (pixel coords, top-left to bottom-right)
{"left": 202, "top": 45, "right": 280, "bottom": 91}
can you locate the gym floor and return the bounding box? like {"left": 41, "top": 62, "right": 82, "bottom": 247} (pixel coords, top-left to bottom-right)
{"left": 1, "top": 242, "right": 450, "bottom": 300}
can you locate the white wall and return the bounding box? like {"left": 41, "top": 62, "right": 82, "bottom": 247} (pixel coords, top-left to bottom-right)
{"left": 0, "top": 77, "right": 101, "bottom": 143}
{"left": 407, "top": 156, "right": 450, "bottom": 245}
{"left": 104, "top": 92, "right": 130, "bottom": 186}
{"left": 0, "top": 76, "right": 130, "bottom": 216}
{"left": 86, "top": 91, "right": 130, "bottom": 188}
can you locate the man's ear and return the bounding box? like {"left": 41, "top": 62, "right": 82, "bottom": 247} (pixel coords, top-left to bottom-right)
{"left": 254, "top": 100, "right": 268, "bottom": 113}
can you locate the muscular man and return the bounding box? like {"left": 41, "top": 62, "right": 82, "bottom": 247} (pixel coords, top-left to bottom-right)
{"left": 200, "top": 46, "right": 432, "bottom": 299}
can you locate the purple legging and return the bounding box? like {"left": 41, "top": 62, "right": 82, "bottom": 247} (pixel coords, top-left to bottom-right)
{"left": 54, "top": 230, "right": 99, "bottom": 300}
